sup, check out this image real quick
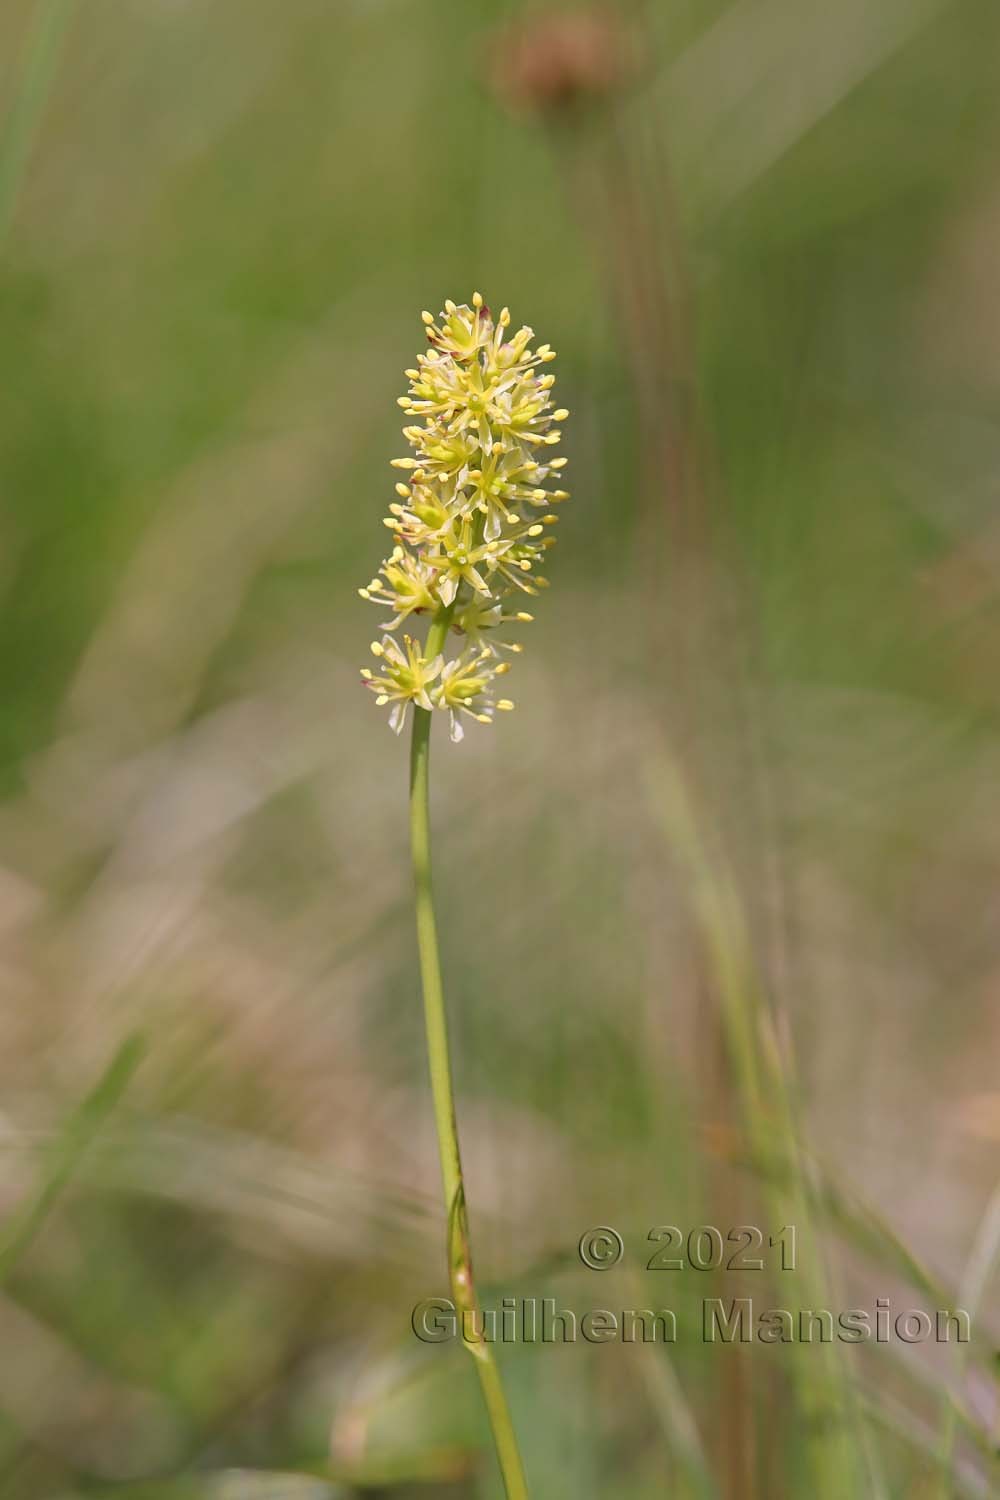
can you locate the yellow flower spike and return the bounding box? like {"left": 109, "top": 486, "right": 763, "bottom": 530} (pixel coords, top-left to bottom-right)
{"left": 360, "top": 296, "right": 569, "bottom": 738}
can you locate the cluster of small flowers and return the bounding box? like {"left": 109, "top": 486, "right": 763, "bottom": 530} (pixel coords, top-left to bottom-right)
{"left": 360, "top": 295, "right": 569, "bottom": 742}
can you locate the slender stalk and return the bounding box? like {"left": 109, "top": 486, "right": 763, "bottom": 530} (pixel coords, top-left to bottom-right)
{"left": 408, "top": 601, "right": 528, "bottom": 1500}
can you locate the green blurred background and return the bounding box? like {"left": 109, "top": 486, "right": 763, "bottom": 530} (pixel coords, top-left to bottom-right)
{"left": 1, "top": 1, "right": 998, "bottom": 1496}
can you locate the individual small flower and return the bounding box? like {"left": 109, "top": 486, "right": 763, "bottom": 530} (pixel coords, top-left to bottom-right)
{"left": 420, "top": 298, "right": 495, "bottom": 361}
{"left": 466, "top": 445, "right": 551, "bottom": 541}
{"left": 452, "top": 594, "right": 532, "bottom": 650}
{"left": 384, "top": 482, "right": 456, "bottom": 548}
{"left": 360, "top": 635, "right": 443, "bottom": 735}
{"left": 359, "top": 547, "right": 438, "bottom": 629}
{"left": 361, "top": 295, "right": 569, "bottom": 739}
{"left": 432, "top": 646, "right": 515, "bottom": 743}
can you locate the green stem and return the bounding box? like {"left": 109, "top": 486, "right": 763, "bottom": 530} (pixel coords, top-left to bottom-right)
{"left": 409, "top": 601, "right": 528, "bottom": 1500}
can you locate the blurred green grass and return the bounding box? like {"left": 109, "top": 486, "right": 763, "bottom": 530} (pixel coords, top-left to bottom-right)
{"left": 1, "top": 1, "right": 999, "bottom": 1496}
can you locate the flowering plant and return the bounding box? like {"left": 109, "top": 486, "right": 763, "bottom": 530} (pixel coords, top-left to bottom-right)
{"left": 361, "top": 295, "right": 569, "bottom": 741}
{"left": 359, "top": 298, "right": 568, "bottom": 1498}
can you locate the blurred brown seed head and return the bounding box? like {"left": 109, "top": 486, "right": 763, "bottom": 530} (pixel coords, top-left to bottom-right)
{"left": 491, "top": 10, "right": 633, "bottom": 118}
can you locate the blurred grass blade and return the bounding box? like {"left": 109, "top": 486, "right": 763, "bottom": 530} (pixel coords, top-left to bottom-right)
{"left": 859, "top": 1390, "right": 993, "bottom": 1500}
{"left": 936, "top": 1179, "right": 1000, "bottom": 1492}
{"left": 203, "top": 1474, "right": 346, "bottom": 1499}
{"left": 660, "top": 0, "right": 953, "bottom": 218}
{"left": 0, "top": 1031, "right": 145, "bottom": 1284}
{"left": 754, "top": 1142, "right": 978, "bottom": 1335}
{"left": 635, "top": 1339, "right": 719, "bottom": 1498}
{"left": 814, "top": 1164, "right": 999, "bottom": 1384}
{"left": 645, "top": 746, "right": 886, "bottom": 1498}
{"left": 107, "top": 1477, "right": 348, "bottom": 1499}
{"left": 0, "top": 0, "right": 75, "bottom": 248}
